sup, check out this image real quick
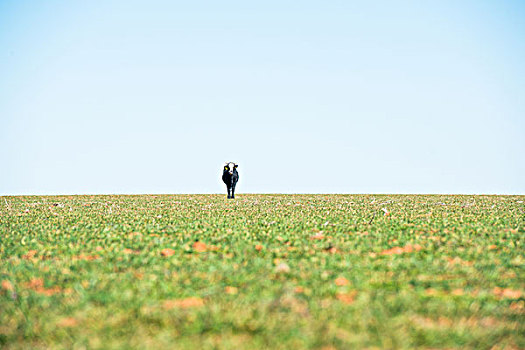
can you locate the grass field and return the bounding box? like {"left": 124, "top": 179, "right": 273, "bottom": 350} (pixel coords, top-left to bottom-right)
{"left": 1, "top": 194, "right": 524, "bottom": 349}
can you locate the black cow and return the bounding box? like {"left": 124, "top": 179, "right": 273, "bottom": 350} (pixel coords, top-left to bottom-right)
{"left": 222, "top": 162, "right": 239, "bottom": 199}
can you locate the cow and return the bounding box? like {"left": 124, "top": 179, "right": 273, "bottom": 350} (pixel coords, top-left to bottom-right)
{"left": 222, "top": 162, "right": 239, "bottom": 199}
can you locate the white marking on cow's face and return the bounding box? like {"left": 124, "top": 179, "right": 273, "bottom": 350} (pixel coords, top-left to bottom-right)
{"left": 227, "top": 162, "right": 235, "bottom": 174}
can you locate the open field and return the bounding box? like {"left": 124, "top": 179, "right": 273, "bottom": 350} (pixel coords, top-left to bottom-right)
{"left": 0, "top": 194, "right": 524, "bottom": 349}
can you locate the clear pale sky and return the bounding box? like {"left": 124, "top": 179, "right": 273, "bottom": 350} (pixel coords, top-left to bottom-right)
{"left": 1, "top": 1, "right": 524, "bottom": 195}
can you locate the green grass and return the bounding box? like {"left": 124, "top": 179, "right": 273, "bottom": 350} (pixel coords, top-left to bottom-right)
{"left": 1, "top": 194, "right": 524, "bottom": 349}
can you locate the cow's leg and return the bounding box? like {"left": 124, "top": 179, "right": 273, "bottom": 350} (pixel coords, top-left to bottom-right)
{"left": 231, "top": 181, "right": 236, "bottom": 199}
{"left": 227, "top": 185, "right": 231, "bottom": 199}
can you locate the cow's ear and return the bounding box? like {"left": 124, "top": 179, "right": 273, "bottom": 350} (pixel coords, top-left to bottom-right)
{"left": 234, "top": 164, "right": 238, "bottom": 168}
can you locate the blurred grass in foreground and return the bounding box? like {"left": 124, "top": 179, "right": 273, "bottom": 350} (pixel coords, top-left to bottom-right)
{"left": 1, "top": 194, "right": 523, "bottom": 349}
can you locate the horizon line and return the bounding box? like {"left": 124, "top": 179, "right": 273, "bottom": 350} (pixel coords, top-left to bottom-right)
{"left": 1, "top": 192, "right": 524, "bottom": 197}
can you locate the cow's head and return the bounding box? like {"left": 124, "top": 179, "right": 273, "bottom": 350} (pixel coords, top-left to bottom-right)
{"left": 224, "top": 162, "right": 238, "bottom": 175}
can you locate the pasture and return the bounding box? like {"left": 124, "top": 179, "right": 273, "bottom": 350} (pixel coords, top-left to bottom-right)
{"left": 1, "top": 194, "right": 523, "bottom": 349}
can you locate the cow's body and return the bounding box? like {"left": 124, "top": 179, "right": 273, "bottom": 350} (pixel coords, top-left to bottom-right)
{"left": 222, "top": 162, "right": 239, "bottom": 199}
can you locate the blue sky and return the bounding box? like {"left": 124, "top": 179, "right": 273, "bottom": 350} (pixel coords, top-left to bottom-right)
{"left": 1, "top": 0, "right": 524, "bottom": 195}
